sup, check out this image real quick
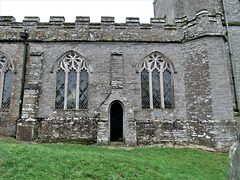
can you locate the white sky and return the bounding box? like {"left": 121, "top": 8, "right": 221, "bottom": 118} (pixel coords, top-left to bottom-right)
{"left": 0, "top": 0, "right": 154, "bottom": 23}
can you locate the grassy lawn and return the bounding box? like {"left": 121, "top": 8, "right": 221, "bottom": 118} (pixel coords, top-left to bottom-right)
{"left": 0, "top": 139, "right": 228, "bottom": 180}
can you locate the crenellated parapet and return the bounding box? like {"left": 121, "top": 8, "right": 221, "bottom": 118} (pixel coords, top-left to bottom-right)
{"left": 0, "top": 10, "right": 226, "bottom": 42}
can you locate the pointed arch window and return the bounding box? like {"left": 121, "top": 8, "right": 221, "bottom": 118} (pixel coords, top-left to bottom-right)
{"left": 55, "top": 52, "right": 89, "bottom": 110}
{"left": 140, "top": 52, "right": 173, "bottom": 109}
{"left": 0, "top": 53, "right": 13, "bottom": 109}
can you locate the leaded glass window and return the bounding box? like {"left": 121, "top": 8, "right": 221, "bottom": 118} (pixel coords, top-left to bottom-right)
{"left": 55, "top": 69, "right": 65, "bottom": 109}
{"left": 141, "top": 69, "right": 150, "bottom": 109}
{"left": 163, "top": 70, "right": 173, "bottom": 109}
{"left": 140, "top": 51, "right": 173, "bottom": 109}
{"left": 0, "top": 53, "right": 13, "bottom": 109}
{"left": 79, "top": 70, "right": 88, "bottom": 109}
{"left": 152, "top": 69, "right": 161, "bottom": 109}
{"left": 55, "top": 52, "right": 89, "bottom": 110}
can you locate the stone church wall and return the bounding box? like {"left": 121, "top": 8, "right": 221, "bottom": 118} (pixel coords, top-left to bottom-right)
{"left": 225, "top": 0, "right": 240, "bottom": 109}
{"left": 0, "top": 43, "right": 23, "bottom": 136}
{"left": 228, "top": 26, "right": 240, "bottom": 107}
{"left": 0, "top": 10, "right": 238, "bottom": 152}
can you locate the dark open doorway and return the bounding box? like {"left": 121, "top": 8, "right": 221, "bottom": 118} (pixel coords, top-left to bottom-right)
{"left": 110, "top": 102, "right": 123, "bottom": 142}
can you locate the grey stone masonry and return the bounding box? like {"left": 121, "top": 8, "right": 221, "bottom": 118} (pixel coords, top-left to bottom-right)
{"left": 223, "top": 0, "right": 240, "bottom": 108}
{"left": 225, "top": 0, "right": 240, "bottom": 23}
{"left": 154, "top": 0, "right": 222, "bottom": 24}
{"left": 0, "top": 5, "right": 238, "bottom": 152}
{"left": 227, "top": 142, "right": 240, "bottom": 180}
{"left": 0, "top": 43, "right": 23, "bottom": 137}
{"left": 0, "top": 12, "right": 224, "bottom": 42}
{"left": 111, "top": 51, "right": 123, "bottom": 89}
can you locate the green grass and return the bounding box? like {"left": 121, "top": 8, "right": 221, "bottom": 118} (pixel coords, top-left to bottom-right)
{"left": 0, "top": 139, "right": 228, "bottom": 180}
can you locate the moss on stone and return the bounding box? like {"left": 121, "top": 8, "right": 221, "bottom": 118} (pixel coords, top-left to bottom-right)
{"left": 140, "top": 26, "right": 151, "bottom": 29}
{"left": 228, "top": 22, "right": 240, "bottom": 26}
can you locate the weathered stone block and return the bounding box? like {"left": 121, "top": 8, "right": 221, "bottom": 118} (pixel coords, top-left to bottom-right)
{"left": 75, "top": 16, "right": 90, "bottom": 24}
{"left": 17, "top": 125, "right": 33, "bottom": 141}
{"left": 23, "top": 16, "right": 40, "bottom": 26}
{"left": 0, "top": 16, "right": 15, "bottom": 22}
{"left": 49, "top": 16, "right": 65, "bottom": 25}
{"left": 227, "top": 142, "right": 240, "bottom": 180}
{"left": 101, "top": 16, "right": 115, "bottom": 24}
{"left": 126, "top": 17, "right": 140, "bottom": 26}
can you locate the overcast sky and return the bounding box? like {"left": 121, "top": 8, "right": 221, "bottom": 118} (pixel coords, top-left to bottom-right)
{"left": 0, "top": 0, "right": 154, "bottom": 23}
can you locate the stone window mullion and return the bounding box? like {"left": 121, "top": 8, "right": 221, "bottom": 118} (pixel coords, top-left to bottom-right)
{"left": 64, "top": 69, "right": 69, "bottom": 110}
{"left": 0, "top": 70, "right": 4, "bottom": 108}
{"left": 76, "top": 70, "right": 80, "bottom": 110}
{"left": 160, "top": 70, "right": 164, "bottom": 109}
{"left": 149, "top": 68, "right": 153, "bottom": 109}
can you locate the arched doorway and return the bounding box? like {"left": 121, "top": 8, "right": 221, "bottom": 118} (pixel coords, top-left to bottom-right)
{"left": 110, "top": 102, "right": 123, "bottom": 142}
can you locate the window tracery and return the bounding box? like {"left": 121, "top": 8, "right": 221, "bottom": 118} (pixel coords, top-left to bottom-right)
{"left": 55, "top": 52, "right": 89, "bottom": 110}
{"left": 0, "top": 53, "right": 13, "bottom": 109}
{"left": 140, "top": 51, "right": 173, "bottom": 109}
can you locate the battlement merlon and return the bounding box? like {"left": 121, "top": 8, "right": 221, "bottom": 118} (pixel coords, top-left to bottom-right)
{"left": 0, "top": 12, "right": 226, "bottom": 42}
